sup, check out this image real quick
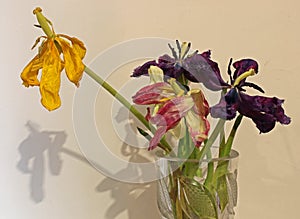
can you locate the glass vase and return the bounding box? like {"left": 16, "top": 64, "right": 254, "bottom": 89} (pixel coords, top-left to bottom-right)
{"left": 156, "top": 149, "right": 239, "bottom": 219}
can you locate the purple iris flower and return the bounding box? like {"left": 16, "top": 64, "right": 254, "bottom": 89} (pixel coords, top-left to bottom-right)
{"left": 210, "top": 59, "right": 291, "bottom": 133}
{"left": 131, "top": 40, "right": 230, "bottom": 91}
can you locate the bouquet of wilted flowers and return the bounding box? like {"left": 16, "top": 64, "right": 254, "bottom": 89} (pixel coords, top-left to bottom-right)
{"left": 21, "top": 8, "right": 291, "bottom": 219}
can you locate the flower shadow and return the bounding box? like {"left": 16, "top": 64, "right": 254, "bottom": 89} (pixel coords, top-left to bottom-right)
{"left": 95, "top": 153, "right": 160, "bottom": 219}
{"left": 17, "top": 121, "right": 67, "bottom": 203}
{"left": 95, "top": 106, "right": 160, "bottom": 219}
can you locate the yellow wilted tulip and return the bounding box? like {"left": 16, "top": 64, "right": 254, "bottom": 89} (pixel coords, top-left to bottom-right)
{"left": 20, "top": 7, "right": 86, "bottom": 111}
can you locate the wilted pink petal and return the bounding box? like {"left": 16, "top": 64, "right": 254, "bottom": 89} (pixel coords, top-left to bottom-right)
{"left": 132, "top": 82, "right": 173, "bottom": 105}
{"left": 149, "top": 126, "right": 167, "bottom": 150}
{"left": 185, "top": 111, "right": 210, "bottom": 147}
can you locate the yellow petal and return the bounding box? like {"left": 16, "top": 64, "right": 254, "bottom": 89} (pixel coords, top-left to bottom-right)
{"left": 148, "top": 66, "right": 164, "bottom": 83}
{"left": 20, "top": 55, "right": 42, "bottom": 87}
{"left": 39, "top": 40, "right": 63, "bottom": 111}
{"left": 70, "top": 37, "right": 86, "bottom": 59}
{"left": 58, "top": 34, "right": 86, "bottom": 59}
{"left": 56, "top": 37, "right": 85, "bottom": 86}
{"left": 20, "top": 42, "right": 48, "bottom": 87}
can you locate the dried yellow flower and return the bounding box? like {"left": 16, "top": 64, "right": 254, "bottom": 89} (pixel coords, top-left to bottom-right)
{"left": 21, "top": 7, "right": 86, "bottom": 110}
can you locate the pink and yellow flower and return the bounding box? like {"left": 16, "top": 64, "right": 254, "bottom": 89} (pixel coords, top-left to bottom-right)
{"left": 132, "top": 66, "right": 210, "bottom": 150}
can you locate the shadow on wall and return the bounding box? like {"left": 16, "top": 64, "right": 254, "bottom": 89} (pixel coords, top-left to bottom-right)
{"left": 96, "top": 178, "right": 159, "bottom": 219}
{"left": 16, "top": 118, "right": 160, "bottom": 218}
{"left": 95, "top": 106, "right": 160, "bottom": 219}
{"left": 95, "top": 145, "right": 160, "bottom": 219}
{"left": 17, "top": 121, "right": 67, "bottom": 203}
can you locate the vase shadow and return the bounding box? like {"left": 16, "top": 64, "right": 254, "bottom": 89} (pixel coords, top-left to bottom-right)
{"left": 95, "top": 106, "right": 160, "bottom": 219}
{"left": 17, "top": 121, "right": 67, "bottom": 203}
{"left": 95, "top": 149, "right": 160, "bottom": 219}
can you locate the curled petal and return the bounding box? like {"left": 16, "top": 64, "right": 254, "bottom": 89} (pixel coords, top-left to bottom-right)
{"left": 131, "top": 54, "right": 184, "bottom": 79}
{"left": 158, "top": 54, "right": 175, "bottom": 64}
{"left": 185, "top": 111, "right": 210, "bottom": 147}
{"left": 20, "top": 55, "right": 42, "bottom": 87}
{"left": 145, "top": 107, "right": 151, "bottom": 121}
{"left": 189, "top": 89, "right": 209, "bottom": 116}
{"left": 148, "top": 108, "right": 180, "bottom": 150}
{"left": 212, "top": 88, "right": 291, "bottom": 133}
{"left": 183, "top": 51, "right": 230, "bottom": 90}
{"left": 248, "top": 111, "right": 277, "bottom": 133}
{"left": 56, "top": 37, "right": 85, "bottom": 87}
{"left": 210, "top": 89, "right": 239, "bottom": 120}
{"left": 147, "top": 97, "right": 194, "bottom": 150}
{"left": 149, "top": 126, "right": 167, "bottom": 150}
{"left": 39, "top": 40, "right": 63, "bottom": 111}
{"left": 131, "top": 60, "right": 158, "bottom": 77}
{"left": 238, "top": 93, "right": 291, "bottom": 133}
{"left": 58, "top": 34, "right": 86, "bottom": 59}
{"left": 148, "top": 66, "right": 164, "bottom": 83}
{"left": 151, "top": 98, "right": 184, "bottom": 128}
{"left": 157, "top": 54, "right": 182, "bottom": 79}
{"left": 232, "top": 59, "right": 258, "bottom": 80}
{"left": 20, "top": 42, "right": 48, "bottom": 87}
{"left": 132, "top": 82, "right": 174, "bottom": 104}
{"left": 210, "top": 97, "right": 237, "bottom": 120}
{"left": 186, "top": 90, "right": 210, "bottom": 146}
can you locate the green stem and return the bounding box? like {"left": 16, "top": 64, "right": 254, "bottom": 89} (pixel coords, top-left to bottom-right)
{"left": 209, "top": 114, "right": 243, "bottom": 189}
{"left": 205, "top": 115, "right": 243, "bottom": 193}
{"left": 203, "top": 149, "right": 213, "bottom": 187}
{"left": 200, "top": 119, "right": 226, "bottom": 187}
{"left": 198, "top": 118, "right": 226, "bottom": 161}
{"left": 219, "top": 114, "right": 243, "bottom": 157}
{"left": 84, "top": 65, "right": 172, "bottom": 153}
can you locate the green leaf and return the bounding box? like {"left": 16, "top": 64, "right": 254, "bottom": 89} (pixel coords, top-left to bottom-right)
{"left": 137, "top": 127, "right": 152, "bottom": 140}
{"left": 179, "top": 176, "right": 218, "bottom": 219}
{"left": 215, "top": 171, "right": 238, "bottom": 215}
{"left": 216, "top": 175, "right": 229, "bottom": 212}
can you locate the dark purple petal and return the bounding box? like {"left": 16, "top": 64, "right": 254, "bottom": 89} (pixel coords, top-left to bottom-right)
{"left": 132, "top": 49, "right": 230, "bottom": 91}
{"left": 158, "top": 54, "right": 175, "bottom": 64}
{"left": 201, "top": 50, "right": 222, "bottom": 77}
{"left": 210, "top": 88, "right": 291, "bottom": 133}
{"left": 132, "top": 54, "right": 182, "bottom": 79}
{"left": 238, "top": 93, "right": 291, "bottom": 133}
{"left": 225, "top": 88, "right": 239, "bottom": 105}
{"left": 232, "top": 59, "right": 259, "bottom": 80}
{"left": 131, "top": 60, "right": 158, "bottom": 77}
{"left": 210, "top": 96, "right": 237, "bottom": 120}
{"left": 157, "top": 55, "right": 182, "bottom": 79}
{"left": 182, "top": 51, "right": 230, "bottom": 91}
{"left": 250, "top": 112, "right": 276, "bottom": 133}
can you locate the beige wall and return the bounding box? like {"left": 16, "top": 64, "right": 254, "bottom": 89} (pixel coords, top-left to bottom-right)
{"left": 1, "top": 0, "right": 299, "bottom": 218}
